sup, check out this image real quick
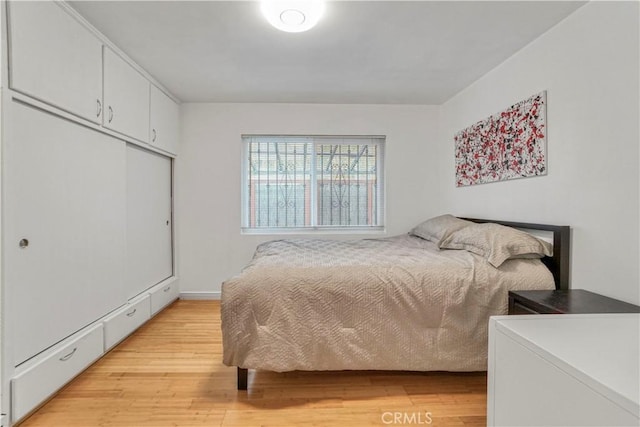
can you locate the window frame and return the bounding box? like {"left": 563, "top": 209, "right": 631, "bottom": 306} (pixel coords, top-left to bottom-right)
{"left": 241, "top": 134, "right": 386, "bottom": 234}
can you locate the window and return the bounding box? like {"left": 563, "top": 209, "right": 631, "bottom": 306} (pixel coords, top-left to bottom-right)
{"left": 242, "top": 135, "right": 385, "bottom": 232}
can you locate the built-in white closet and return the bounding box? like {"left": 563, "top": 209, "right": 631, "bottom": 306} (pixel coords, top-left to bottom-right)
{"left": 1, "top": 1, "right": 180, "bottom": 424}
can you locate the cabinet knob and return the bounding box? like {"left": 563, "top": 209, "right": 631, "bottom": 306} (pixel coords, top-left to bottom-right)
{"left": 108, "top": 106, "right": 114, "bottom": 123}
{"left": 152, "top": 129, "right": 157, "bottom": 142}
{"left": 96, "top": 99, "right": 102, "bottom": 117}
{"left": 19, "top": 238, "right": 29, "bottom": 249}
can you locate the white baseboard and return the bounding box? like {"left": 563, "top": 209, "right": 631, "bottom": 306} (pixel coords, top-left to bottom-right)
{"left": 179, "top": 291, "right": 221, "bottom": 300}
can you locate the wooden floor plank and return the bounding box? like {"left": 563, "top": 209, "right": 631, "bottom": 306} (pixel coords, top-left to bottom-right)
{"left": 18, "top": 300, "right": 487, "bottom": 426}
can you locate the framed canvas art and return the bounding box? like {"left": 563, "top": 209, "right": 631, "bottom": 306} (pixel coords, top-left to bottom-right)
{"left": 455, "top": 91, "right": 547, "bottom": 187}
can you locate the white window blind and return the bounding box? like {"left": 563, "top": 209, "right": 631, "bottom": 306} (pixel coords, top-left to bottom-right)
{"left": 242, "top": 135, "right": 385, "bottom": 232}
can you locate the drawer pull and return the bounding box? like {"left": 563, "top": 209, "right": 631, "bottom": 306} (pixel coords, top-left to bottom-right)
{"left": 96, "top": 99, "right": 102, "bottom": 117}
{"left": 163, "top": 286, "right": 171, "bottom": 293}
{"left": 108, "top": 106, "right": 114, "bottom": 123}
{"left": 59, "top": 347, "right": 77, "bottom": 362}
{"left": 126, "top": 308, "right": 137, "bottom": 317}
{"left": 152, "top": 128, "right": 157, "bottom": 142}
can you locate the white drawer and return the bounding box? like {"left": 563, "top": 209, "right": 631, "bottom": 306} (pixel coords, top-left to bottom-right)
{"left": 11, "top": 324, "right": 104, "bottom": 423}
{"left": 149, "top": 279, "right": 179, "bottom": 315}
{"left": 103, "top": 295, "right": 150, "bottom": 351}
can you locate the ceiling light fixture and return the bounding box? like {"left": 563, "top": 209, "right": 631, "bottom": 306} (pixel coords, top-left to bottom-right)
{"left": 261, "top": 0, "right": 325, "bottom": 33}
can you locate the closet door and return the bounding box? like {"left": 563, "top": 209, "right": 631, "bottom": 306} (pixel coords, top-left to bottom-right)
{"left": 8, "top": 1, "right": 103, "bottom": 123}
{"left": 126, "top": 145, "right": 173, "bottom": 299}
{"left": 4, "top": 102, "right": 127, "bottom": 366}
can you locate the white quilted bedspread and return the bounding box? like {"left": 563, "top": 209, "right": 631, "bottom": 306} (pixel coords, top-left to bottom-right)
{"left": 221, "top": 234, "right": 554, "bottom": 372}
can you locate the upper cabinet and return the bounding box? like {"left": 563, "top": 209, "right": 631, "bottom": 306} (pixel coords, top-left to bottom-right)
{"left": 103, "top": 47, "right": 150, "bottom": 143}
{"left": 7, "top": 1, "right": 178, "bottom": 154}
{"left": 149, "top": 85, "right": 179, "bottom": 155}
{"left": 8, "top": 1, "right": 103, "bottom": 124}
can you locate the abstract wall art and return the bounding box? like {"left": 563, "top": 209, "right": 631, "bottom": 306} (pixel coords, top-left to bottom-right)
{"left": 454, "top": 91, "right": 547, "bottom": 187}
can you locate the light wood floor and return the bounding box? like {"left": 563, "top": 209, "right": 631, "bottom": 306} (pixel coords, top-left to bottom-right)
{"left": 20, "top": 300, "right": 487, "bottom": 427}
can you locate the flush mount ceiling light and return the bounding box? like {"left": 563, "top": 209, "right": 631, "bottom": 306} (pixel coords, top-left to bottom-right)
{"left": 261, "top": 0, "right": 325, "bottom": 33}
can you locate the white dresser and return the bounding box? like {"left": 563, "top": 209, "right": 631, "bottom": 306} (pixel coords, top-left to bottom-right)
{"left": 488, "top": 314, "right": 640, "bottom": 427}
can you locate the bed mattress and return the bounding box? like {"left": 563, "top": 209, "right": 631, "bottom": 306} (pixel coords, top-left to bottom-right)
{"left": 221, "top": 234, "right": 554, "bottom": 372}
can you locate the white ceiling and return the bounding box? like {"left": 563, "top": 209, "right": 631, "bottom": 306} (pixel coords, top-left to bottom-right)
{"left": 69, "top": 1, "right": 586, "bottom": 104}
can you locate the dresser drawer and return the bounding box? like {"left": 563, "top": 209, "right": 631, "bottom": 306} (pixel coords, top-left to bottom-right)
{"left": 149, "top": 279, "right": 179, "bottom": 315}
{"left": 11, "top": 324, "right": 104, "bottom": 423}
{"left": 103, "top": 295, "right": 151, "bottom": 350}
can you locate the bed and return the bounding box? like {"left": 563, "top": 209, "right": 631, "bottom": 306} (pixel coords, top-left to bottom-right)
{"left": 221, "top": 216, "right": 570, "bottom": 390}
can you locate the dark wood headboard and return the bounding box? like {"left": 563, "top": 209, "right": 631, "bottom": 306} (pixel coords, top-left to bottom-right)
{"left": 460, "top": 217, "right": 571, "bottom": 290}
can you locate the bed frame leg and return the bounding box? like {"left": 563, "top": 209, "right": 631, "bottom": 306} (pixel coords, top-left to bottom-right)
{"left": 237, "top": 367, "right": 248, "bottom": 390}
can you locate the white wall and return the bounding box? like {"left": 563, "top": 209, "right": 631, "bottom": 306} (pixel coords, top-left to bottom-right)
{"left": 437, "top": 1, "right": 639, "bottom": 304}
{"left": 177, "top": 103, "right": 439, "bottom": 295}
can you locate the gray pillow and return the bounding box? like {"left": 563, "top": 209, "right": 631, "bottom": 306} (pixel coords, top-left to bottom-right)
{"left": 440, "top": 222, "right": 553, "bottom": 268}
{"left": 409, "top": 215, "right": 473, "bottom": 246}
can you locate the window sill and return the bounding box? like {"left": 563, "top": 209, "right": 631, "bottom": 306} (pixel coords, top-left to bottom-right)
{"left": 241, "top": 226, "right": 386, "bottom": 236}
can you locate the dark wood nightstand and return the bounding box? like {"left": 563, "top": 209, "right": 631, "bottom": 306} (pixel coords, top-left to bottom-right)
{"left": 508, "top": 289, "right": 640, "bottom": 315}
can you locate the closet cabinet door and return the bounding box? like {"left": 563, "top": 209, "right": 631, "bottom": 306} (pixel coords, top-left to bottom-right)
{"left": 4, "top": 102, "right": 127, "bottom": 366}
{"left": 8, "top": 1, "right": 103, "bottom": 123}
{"left": 103, "top": 47, "right": 150, "bottom": 142}
{"left": 126, "top": 145, "right": 173, "bottom": 299}
{"left": 149, "top": 85, "right": 179, "bottom": 156}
